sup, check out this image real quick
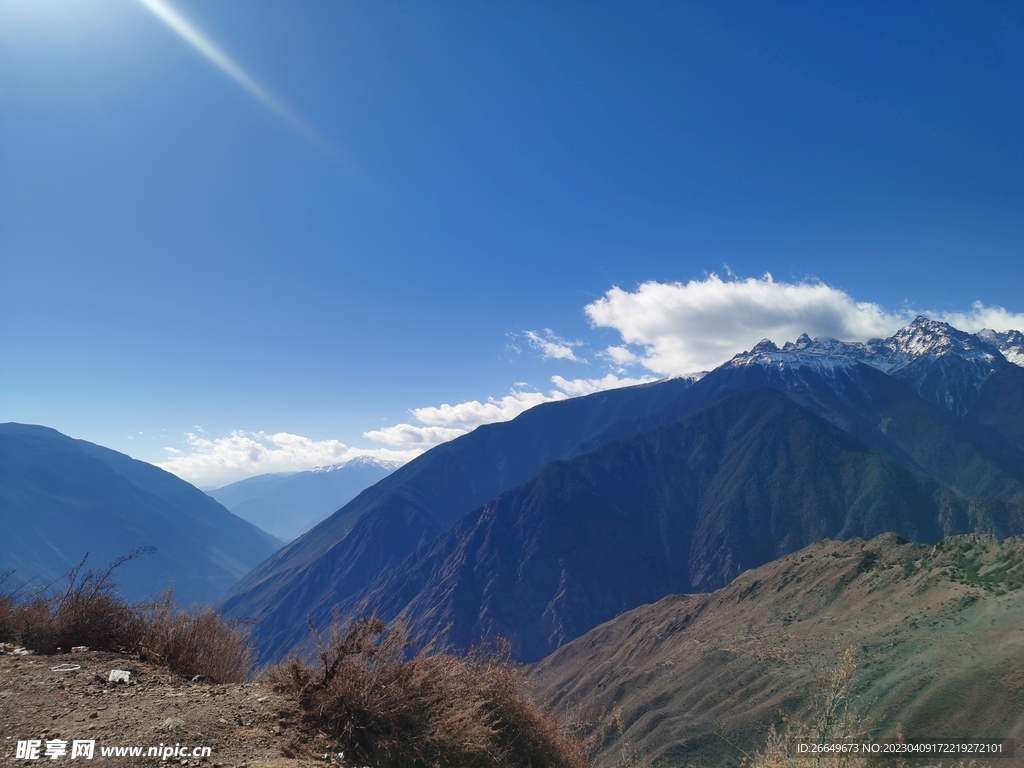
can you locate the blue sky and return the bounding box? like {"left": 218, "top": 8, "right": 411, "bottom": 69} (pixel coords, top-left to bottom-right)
{"left": 2, "top": 0, "right": 1022, "bottom": 486}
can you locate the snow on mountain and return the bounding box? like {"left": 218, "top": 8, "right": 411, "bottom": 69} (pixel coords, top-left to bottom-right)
{"left": 730, "top": 335, "right": 863, "bottom": 375}
{"left": 309, "top": 457, "right": 401, "bottom": 474}
{"left": 727, "top": 317, "right": 1024, "bottom": 415}
{"left": 866, "top": 316, "right": 999, "bottom": 369}
{"left": 978, "top": 328, "right": 1024, "bottom": 367}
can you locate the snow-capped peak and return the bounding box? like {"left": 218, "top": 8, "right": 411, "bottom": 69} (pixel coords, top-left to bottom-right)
{"left": 781, "top": 333, "right": 813, "bottom": 351}
{"left": 311, "top": 456, "right": 400, "bottom": 474}
{"left": 977, "top": 328, "right": 1024, "bottom": 366}
{"left": 729, "top": 335, "right": 864, "bottom": 373}
{"left": 866, "top": 316, "right": 1000, "bottom": 370}
{"left": 725, "top": 317, "right": 1023, "bottom": 415}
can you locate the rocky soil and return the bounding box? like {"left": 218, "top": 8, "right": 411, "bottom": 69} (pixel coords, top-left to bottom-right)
{"left": 0, "top": 650, "right": 350, "bottom": 768}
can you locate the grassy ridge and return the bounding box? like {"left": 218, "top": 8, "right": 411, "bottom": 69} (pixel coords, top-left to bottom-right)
{"left": 531, "top": 533, "right": 1024, "bottom": 767}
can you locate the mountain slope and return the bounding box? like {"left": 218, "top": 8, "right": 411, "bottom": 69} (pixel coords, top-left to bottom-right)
{"left": 0, "top": 423, "right": 281, "bottom": 605}
{"left": 664, "top": 323, "right": 1024, "bottom": 521}
{"left": 207, "top": 458, "right": 398, "bottom": 540}
{"left": 530, "top": 533, "right": 1024, "bottom": 767}
{"left": 342, "top": 389, "right": 983, "bottom": 662}
{"left": 217, "top": 376, "right": 700, "bottom": 658}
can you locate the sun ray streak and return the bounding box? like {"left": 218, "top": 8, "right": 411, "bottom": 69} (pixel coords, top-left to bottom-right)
{"left": 134, "top": 0, "right": 332, "bottom": 153}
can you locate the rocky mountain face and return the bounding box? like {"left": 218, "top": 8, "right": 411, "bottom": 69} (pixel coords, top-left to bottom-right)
{"left": 0, "top": 423, "right": 281, "bottom": 606}
{"left": 207, "top": 457, "right": 398, "bottom": 541}
{"left": 222, "top": 318, "right": 1024, "bottom": 664}
{"left": 978, "top": 327, "right": 1024, "bottom": 365}
{"left": 343, "top": 390, "right": 973, "bottom": 662}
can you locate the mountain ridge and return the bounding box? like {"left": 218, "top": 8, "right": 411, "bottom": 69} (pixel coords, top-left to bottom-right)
{"left": 338, "top": 388, "right": 984, "bottom": 661}
{"left": 0, "top": 423, "right": 281, "bottom": 606}
{"left": 217, "top": 376, "right": 702, "bottom": 658}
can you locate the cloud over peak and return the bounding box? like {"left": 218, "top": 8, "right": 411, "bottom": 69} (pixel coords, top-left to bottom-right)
{"left": 363, "top": 273, "right": 1024, "bottom": 455}
{"left": 585, "top": 273, "right": 1024, "bottom": 376}
{"left": 159, "top": 273, "right": 1024, "bottom": 485}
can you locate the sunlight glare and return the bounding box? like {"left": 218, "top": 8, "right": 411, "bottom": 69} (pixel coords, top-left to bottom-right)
{"left": 133, "top": 0, "right": 325, "bottom": 149}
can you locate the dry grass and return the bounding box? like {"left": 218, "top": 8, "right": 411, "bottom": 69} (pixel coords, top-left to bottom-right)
{"left": 0, "top": 553, "right": 253, "bottom": 683}
{"left": 745, "top": 648, "right": 987, "bottom": 768}
{"left": 136, "top": 593, "right": 255, "bottom": 683}
{"left": 270, "top": 615, "right": 591, "bottom": 768}
{"left": 1, "top": 552, "right": 147, "bottom": 655}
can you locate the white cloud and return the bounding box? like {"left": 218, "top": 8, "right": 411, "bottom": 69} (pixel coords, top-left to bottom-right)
{"left": 523, "top": 329, "right": 583, "bottom": 362}
{"left": 933, "top": 302, "right": 1024, "bottom": 334}
{"left": 156, "top": 430, "right": 420, "bottom": 488}
{"left": 363, "top": 374, "right": 666, "bottom": 452}
{"left": 362, "top": 390, "right": 569, "bottom": 450}
{"left": 362, "top": 424, "right": 468, "bottom": 447}
{"left": 584, "top": 273, "right": 918, "bottom": 375}
{"left": 410, "top": 390, "right": 567, "bottom": 429}
{"left": 550, "top": 373, "right": 657, "bottom": 397}
{"left": 604, "top": 345, "right": 639, "bottom": 366}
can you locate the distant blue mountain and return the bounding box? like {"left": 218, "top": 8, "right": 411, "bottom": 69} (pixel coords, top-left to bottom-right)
{"left": 0, "top": 423, "right": 281, "bottom": 606}
{"left": 206, "top": 457, "right": 398, "bottom": 541}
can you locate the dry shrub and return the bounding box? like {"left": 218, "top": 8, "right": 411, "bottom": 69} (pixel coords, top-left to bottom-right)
{"left": 609, "top": 709, "right": 651, "bottom": 768}
{"left": 0, "top": 570, "right": 19, "bottom": 645}
{"left": 139, "top": 593, "right": 255, "bottom": 683}
{"left": 744, "top": 648, "right": 873, "bottom": 768}
{"left": 0, "top": 553, "right": 146, "bottom": 654}
{"left": 0, "top": 553, "right": 253, "bottom": 684}
{"left": 270, "top": 616, "right": 589, "bottom": 768}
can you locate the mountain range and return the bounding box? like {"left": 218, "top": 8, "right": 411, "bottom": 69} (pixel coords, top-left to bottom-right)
{"left": 0, "top": 423, "right": 281, "bottom": 606}
{"left": 341, "top": 388, "right": 974, "bottom": 662}
{"left": 206, "top": 457, "right": 398, "bottom": 541}
{"left": 7, "top": 317, "right": 1023, "bottom": 765}
{"left": 221, "top": 317, "right": 1024, "bottom": 664}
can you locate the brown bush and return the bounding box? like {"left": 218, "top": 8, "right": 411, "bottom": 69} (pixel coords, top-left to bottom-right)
{"left": 0, "top": 554, "right": 145, "bottom": 654}
{"left": 270, "top": 616, "right": 590, "bottom": 768}
{"left": 138, "top": 593, "right": 255, "bottom": 683}
{"left": 0, "top": 571, "right": 19, "bottom": 645}
{"left": 0, "top": 554, "right": 253, "bottom": 684}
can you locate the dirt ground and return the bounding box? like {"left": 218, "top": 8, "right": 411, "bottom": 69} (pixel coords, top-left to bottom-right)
{"left": 0, "top": 650, "right": 353, "bottom": 768}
